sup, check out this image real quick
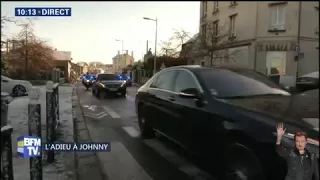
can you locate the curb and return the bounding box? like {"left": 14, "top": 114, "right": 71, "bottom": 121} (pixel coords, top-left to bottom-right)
{"left": 71, "top": 83, "right": 79, "bottom": 180}
{"left": 132, "top": 83, "right": 144, "bottom": 88}
{"left": 72, "top": 83, "right": 108, "bottom": 180}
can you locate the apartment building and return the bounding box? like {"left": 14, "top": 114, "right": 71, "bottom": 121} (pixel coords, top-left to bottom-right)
{"left": 112, "top": 50, "right": 134, "bottom": 73}
{"left": 197, "top": 1, "right": 319, "bottom": 81}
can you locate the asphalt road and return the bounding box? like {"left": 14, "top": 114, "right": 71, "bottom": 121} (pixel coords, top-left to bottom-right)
{"left": 76, "top": 82, "right": 216, "bottom": 180}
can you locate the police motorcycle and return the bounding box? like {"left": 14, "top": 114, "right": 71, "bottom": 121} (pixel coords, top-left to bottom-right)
{"left": 82, "top": 74, "right": 95, "bottom": 90}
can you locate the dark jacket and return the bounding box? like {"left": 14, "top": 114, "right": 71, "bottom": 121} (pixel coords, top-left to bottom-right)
{"left": 276, "top": 143, "right": 319, "bottom": 180}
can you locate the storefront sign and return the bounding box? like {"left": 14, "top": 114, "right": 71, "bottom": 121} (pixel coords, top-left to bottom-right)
{"left": 257, "top": 41, "right": 297, "bottom": 52}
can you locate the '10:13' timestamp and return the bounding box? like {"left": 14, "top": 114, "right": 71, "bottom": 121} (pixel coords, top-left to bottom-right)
{"left": 16, "top": 8, "right": 37, "bottom": 16}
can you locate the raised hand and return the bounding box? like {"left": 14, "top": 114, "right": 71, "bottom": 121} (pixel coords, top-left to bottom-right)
{"left": 276, "top": 122, "right": 286, "bottom": 138}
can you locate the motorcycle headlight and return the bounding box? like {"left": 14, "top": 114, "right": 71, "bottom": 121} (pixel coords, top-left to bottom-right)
{"left": 86, "top": 80, "right": 89, "bottom": 82}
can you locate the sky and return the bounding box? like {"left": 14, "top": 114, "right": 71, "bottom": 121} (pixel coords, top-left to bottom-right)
{"left": 1, "top": 1, "right": 200, "bottom": 64}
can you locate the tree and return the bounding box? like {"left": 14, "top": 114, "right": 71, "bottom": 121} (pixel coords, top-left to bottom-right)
{"left": 1, "top": 16, "right": 16, "bottom": 75}
{"left": 159, "top": 29, "right": 192, "bottom": 58}
{"left": 159, "top": 39, "right": 177, "bottom": 57}
{"left": 181, "top": 20, "right": 242, "bottom": 66}
{"left": 8, "top": 18, "right": 54, "bottom": 79}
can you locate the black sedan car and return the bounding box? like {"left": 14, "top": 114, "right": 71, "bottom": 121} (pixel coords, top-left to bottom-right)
{"left": 92, "top": 73, "right": 127, "bottom": 98}
{"left": 296, "top": 71, "right": 319, "bottom": 93}
{"left": 135, "top": 65, "right": 319, "bottom": 180}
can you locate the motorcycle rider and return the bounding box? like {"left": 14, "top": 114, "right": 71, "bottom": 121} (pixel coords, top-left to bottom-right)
{"left": 276, "top": 122, "right": 319, "bottom": 180}
{"left": 82, "top": 72, "right": 92, "bottom": 89}
{"left": 82, "top": 72, "right": 90, "bottom": 82}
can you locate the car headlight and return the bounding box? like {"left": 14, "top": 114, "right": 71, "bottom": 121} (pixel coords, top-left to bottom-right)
{"left": 121, "top": 81, "right": 127, "bottom": 87}
{"left": 99, "top": 83, "right": 105, "bottom": 87}
{"left": 273, "top": 132, "right": 319, "bottom": 158}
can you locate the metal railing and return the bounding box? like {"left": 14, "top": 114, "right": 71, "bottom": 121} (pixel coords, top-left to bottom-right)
{"left": 0, "top": 80, "right": 60, "bottom": 180}
{"left": 1, "top": 93, "right": 14, "bottom": 180}
{"left": 45, "top": 81, "right": 60, "bottom": 163}
{"left": 1, "top": 126, "right": 14, "bottom": 180}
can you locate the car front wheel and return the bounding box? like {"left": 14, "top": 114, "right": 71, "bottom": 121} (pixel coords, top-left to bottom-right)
{"left": 12, "top": 85, "right": 26, "bottom": 97}
{"left": 223, "top": 143, "right": 266, "bottom": 180}
{"left": 138, "top": 106, "right": 154, "bottom": 138}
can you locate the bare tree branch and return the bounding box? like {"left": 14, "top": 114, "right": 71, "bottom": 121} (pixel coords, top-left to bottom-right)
{"left": 4, "top": 18, "right": 54, "bottom": 78}
{"left": 183, "top": 20, "right": 243, "bottom": 66}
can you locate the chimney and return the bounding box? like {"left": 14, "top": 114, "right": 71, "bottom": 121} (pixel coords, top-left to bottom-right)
{"left": 131, "top": 51, "right": 134, "bottom": 57}
{"left": 146, "top": 40, "right": 148, "bottom": 54}
{"left": 126, "top": 50, "right": 128, "bottom": 55}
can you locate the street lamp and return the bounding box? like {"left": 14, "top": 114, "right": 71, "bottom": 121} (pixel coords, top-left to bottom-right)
{"left": 114, "top": 39, "right": 124, "bottom": 52}
{"left": 143, "top": 17, "right": 158, "bottom": 75}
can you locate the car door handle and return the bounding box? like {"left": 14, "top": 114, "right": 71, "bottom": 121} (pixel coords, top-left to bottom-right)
{"left": 168, "top": 96, "right": 175, "bottom": 101}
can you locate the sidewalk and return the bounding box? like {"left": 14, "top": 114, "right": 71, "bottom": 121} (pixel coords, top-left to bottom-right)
{"left": 8, "top": 85, "right": 76, "bottom": 180}
{"left": 132, "top": 76, "right": 150, "bottom": 87}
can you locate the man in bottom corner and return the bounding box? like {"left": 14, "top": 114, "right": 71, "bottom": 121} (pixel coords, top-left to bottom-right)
{"left": 276, "top": 122, "right": 319, "bottom": 180}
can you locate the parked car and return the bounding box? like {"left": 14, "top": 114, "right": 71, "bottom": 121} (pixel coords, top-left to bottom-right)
{"left": 1, "top": 75, "right": 33, "bottom": 97}
{"left": 296, "top": 71, "right": 319, "bottom": 92}
{"left": 92, "top": 73, "right": 127, "bottom": 98}
{"left": 299, "top": 89, "right": 319, "bottom": 98}
{"left": 135, "top": 65, "right": 319, "bottom": 180}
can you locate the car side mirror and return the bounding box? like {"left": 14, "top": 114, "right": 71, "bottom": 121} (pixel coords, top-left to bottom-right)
{"left": 179, "top": 88, "right": 206, "bottom": 107}
{"left": 179, "top": 88, "right": 201, "bottom": 98}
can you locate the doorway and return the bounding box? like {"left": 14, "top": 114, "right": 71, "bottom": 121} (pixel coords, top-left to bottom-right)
{"left": 266, "top": 52, "right": 286, "bottom": 84}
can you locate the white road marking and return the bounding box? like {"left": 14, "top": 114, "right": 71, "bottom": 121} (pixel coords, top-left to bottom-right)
{"left": 126, "top": 95, "right": 135, "bottom": 102}
{"left": 88, "top": 105, "right": 97, "bottom": 111}
{"left": 83, "top": 111, "right": 108, "bottom": 119}
{"left": 123, "top": 126, "right": 140, "bottom": 138}
{"left": 102, "top": 106, "right": 120, "bottom": 118}
{"left": 143, "top": 139, "right": 212, "bottom": 180}
{"left": 97, "top": 141, "right": 153, "bottom": 180}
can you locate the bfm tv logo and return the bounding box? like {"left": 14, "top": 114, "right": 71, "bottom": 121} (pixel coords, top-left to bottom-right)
{"left": 17, "top": 136, "right": 41, "bottom": 158}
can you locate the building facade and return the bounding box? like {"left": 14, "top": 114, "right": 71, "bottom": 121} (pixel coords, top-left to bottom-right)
{"left": 112, "top": 50, "right": 134, "bottom": 73}
{"left": 52, "top": 50, "right": 72, "bottom": 82}
{"left": 196, "top": 1, "right": 319, "bottom": 82}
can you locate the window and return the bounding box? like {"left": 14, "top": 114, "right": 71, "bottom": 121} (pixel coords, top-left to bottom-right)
{"left": 203, "top": 1, "right": 208, "bottom": 16}
{"left": 174, "top": 70, "right": 198, "bottom": 92}
{"left": 150, "top": 70, "right": 176, "bottom": 91}
{"left": 229, "top": 14, "right": 237, "bottom": 36}
{"left": 213, "top": 2, "right": 219, "bottom": 13}
{"left": 200, "top": 61, "right": 205, "bottom": 66}
{"left": 213, "top": 21, "right": 219, "bottom": 37}
{"left": 270, "top": 4, "right": 286, "bottom": 29}
{"left": 202, "top": 24, "right": 207, "bottom": 39}
{"left": 266, "top": 51, "right": 286, "bottom": 76}
{"left": 197, "top": 68, "right": 290, "bottom": 98}
{"left": 97, "top": 74, "right": 119, "bottom": 80}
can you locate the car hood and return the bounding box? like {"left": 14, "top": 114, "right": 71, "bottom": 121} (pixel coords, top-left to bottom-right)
{"left": 224, "top": 95, "right": 319, "bottom": 131}
{"left": 100, "top": 80, "right": 124, "bottom": 84}
{"left": 13, "top": 80, "right": 32, "bottom": 86}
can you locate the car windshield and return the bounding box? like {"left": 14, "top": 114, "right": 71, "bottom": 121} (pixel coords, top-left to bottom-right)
{"left": 197, "top": 68, "right": 291, "bottom": 98}
{"left": 98, "top": 74, "right": 119, "bottom": 80}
